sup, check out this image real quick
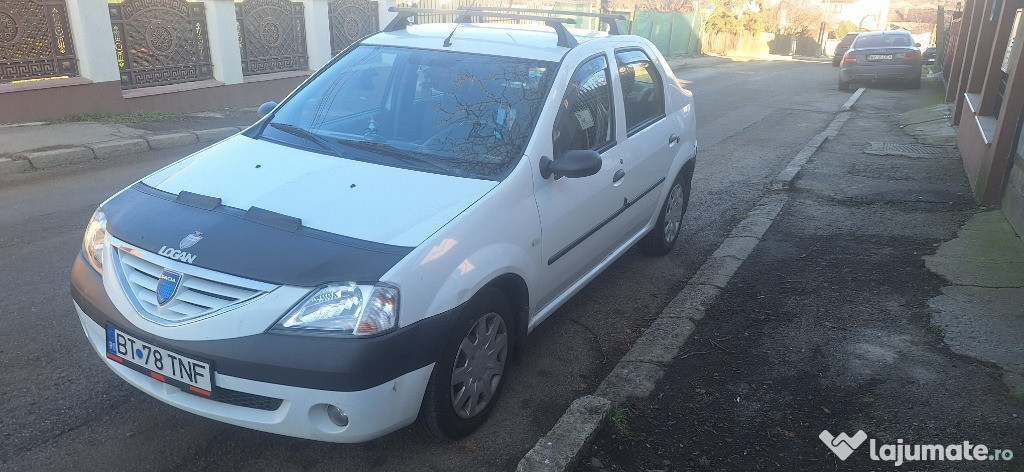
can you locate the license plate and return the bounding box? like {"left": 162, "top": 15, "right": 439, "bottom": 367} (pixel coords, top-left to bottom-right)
{"left": 105, "top": 325, "right": 213, "bottom": 396}
{"left": 868, "top": 54, "right": 893, "bottom": 60}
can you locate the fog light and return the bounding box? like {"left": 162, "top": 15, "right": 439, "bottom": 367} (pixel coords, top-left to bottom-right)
{"left": 326, "top": 405, "right": 349, "bottom": 427}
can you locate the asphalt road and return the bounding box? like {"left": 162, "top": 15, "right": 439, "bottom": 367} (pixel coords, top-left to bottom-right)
{"left": 0, "top": 56, "right": 850, "bottom": 471}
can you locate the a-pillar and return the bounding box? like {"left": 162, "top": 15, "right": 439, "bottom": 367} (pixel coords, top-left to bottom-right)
{"left": 202, "top": 0, "right": 244, "bottom": 85}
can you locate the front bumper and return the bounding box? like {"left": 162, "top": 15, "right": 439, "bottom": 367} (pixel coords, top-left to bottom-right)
{"left": 70, "top": 252, "right": 456, "bottom": 442}
{"left": 840, "top": 64, "right": 920, "bottom": 83}
{"left": 76, "top": 305, "right": 432, "bottom": 442}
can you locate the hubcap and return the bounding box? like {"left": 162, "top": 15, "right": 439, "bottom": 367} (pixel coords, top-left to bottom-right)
{"left": 450, "top": 312, "right": 508, "bottom": 419}
{"left": 663, "top": 183, "right": 685, "bottom": 244}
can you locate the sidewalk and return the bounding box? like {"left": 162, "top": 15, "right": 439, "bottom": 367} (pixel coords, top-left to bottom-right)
{"left": 0, "top": 109, "right": 258, "bottom": 175}
{"left": 578, "top": 81, "right": 1024, "bottom": 470}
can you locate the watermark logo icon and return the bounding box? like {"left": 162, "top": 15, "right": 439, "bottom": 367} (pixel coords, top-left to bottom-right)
{"left": 819, "top": 430, "right": 868, "bottom": 460}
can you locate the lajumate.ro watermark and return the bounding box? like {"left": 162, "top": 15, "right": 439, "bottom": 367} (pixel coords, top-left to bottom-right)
{"left": 819, "top": 430, "right": 1015, "bottom": 467}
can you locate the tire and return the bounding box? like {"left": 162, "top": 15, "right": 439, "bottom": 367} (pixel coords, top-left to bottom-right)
{"left": 638, "top": 164, "right": 692, "bottom": 256}
{"left": 910, "top": 75, "right": 921, "bottom": 89}
{"left": 838, "top": 78, "right": 850, "bottom": 91}
{"left": 418, "top": 287, "right": 514, "bottom": 440}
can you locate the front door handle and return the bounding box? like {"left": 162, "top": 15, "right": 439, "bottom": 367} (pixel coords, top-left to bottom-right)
{"left": 613, "top": 169, "right": 625, "bottom": 183}
{"left": 669, "top": 134, "right": 680, "bottom": 146}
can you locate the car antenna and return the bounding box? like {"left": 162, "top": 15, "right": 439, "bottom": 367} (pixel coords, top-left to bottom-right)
{"left": 443, "top": 0, "right": 477, "bottom": 47}
{"left": 443, "top": 23, "right": 459, "bottom": 47}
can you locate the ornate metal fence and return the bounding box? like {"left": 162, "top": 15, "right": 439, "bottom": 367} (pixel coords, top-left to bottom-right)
{"left": 108, "top": 0, "right": 213, "bottom": 89}
{"left": 329, "top": 0, "right": 378, "bottom": 55}
{"left": 0, "top": 0, "right": 77, "bottom": 83}
{"left": 236, "top": 0, "right": 307, "bottom": 76}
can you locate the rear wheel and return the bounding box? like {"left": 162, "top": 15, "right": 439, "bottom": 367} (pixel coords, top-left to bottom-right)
{"left": 838, "top": 78, "right": 851, "bottom": 91}
{"left": 910, "top": 74, "right": 922, "bottom": 89}
{"left": 639, "top": 165, "right": 691, "bottom": 256}
{"left": 418, "top": 287, "right": 513, "bottom": 440}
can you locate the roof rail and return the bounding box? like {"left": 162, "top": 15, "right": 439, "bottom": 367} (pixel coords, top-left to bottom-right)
{"left": 458, "top": 6, "right": 628, "bottom": 35}
{"left": 385, "top": 6, "right": 580, "bottom": 47}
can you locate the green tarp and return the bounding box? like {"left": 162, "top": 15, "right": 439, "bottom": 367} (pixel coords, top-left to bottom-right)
{"left": 628, "top": 10, "right": 700, "bottom": 56}
{"left": 538, "top": 5, "right": 701, "bottom": 57}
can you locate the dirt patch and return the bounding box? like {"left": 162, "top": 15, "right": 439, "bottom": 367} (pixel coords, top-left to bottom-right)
{"left": 578, "top": 205, "right": 1024, "bottom": 471}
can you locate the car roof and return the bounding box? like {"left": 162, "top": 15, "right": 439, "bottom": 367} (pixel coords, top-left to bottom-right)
{"left": 362, "top": 22, "right": 614, "bottom": 62}
{"left": 856, "top": 30, "right": 912, "bottom": 37}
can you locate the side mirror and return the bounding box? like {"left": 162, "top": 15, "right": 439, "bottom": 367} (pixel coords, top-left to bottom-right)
{"left": 539, "top": 150, "right": 602, "bottom": 179}
{"left": 257, "top": 101, "right": 277, "bottom": 118}
{"left": 915, "top": 42, "right": 921, "bottom": 48}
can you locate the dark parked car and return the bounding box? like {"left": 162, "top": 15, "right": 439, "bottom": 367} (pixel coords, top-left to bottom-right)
{"left": 832, "top": 32, "right": 860, "bottom": 67}
{"left": 923, "top": 46, "right": 937, "bottom": 65}
{"left": 839, "top": 31, "right": 922, "bottom": 90}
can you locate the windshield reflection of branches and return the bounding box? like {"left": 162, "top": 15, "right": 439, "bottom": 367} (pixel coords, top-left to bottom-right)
{"left": 267, "top": 46, "right": 552, "bottom": 180}
{"left": 422, "top": 60, "right": 549, "bottom": 178}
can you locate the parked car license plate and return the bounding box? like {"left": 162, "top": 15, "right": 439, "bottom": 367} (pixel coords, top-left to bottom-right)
{"left": 105, "top": 325, "right": 213, "bottom": 395}
{"left": 868, "top": 54, "right": 894, "bottom": 60}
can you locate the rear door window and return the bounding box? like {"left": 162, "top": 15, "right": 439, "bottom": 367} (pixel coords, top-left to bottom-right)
{"left": 615, "top": 49, "right": 666, "bottom": 134}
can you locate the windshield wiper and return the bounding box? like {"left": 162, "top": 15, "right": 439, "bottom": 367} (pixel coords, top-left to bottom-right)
{"left": 336, "top": 138, "right": 450, "bottom": 173}
{"left": 269, "top": 122, "right": 344, "bottom": 157}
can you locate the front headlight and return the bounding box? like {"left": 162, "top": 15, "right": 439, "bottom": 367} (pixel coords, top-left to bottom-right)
{"left": 272, "top": 283, "right": 399, "bottom": 336}
{"left": 83, "top": 209, "right": 107, "bottom": 273}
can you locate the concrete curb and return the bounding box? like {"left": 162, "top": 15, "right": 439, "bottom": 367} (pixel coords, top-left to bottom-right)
{"left": 840, "top": 87, "right": 866, "bottom": 112}
{"left": 89, "top": 138, "right": 150, "bottom": 159}
{"left": 0, "top": 157, "right": 30, "bottom": 174}
{"left": 23, "top": 147, "right": 94, "bottom": 170}
{"left": 517, "top": 396, "right": 612, "bottom": 472}
{"left": 0, "top": 126, "right": 244, "bottom": 176}
{"left": 516, "top": 90, "right": 868, "bottom": 472}
{"left": 773, "top": 111, "right": 853, "bottom": 186}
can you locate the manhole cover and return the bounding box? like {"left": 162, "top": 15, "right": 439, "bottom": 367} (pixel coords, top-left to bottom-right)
{"left": 864, "top": 142, "right": 954, "bottom": 158}
{"left": 882, "top": 143, "right": 944, "bottom": 155}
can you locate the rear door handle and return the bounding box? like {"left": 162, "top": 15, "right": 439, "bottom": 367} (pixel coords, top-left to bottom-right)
{"left": 613, "top": 169, "right": 625, "bottom": 183}
{"left": 669, "top": 134, "right": 680, "bottom": 146}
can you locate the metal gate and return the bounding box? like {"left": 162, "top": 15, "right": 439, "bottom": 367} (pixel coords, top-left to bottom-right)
{"left": 108, "top": 0, "right": 213, "bottom": 89}
{"left": 0, "top": 0, "right": 77, "bottom": 83}
{"left": 236, "top": 0, "right": 308, "bottom": 75}
{"left": 328, "top": 0, "right": 378, "bottom": 55}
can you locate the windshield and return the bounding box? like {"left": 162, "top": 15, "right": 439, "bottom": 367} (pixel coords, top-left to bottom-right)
{"left": 262, "top": 45, "right": 556, "bottom": 180}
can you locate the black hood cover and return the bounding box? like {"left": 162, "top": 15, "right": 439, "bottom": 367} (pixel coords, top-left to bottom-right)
{"left": 102, "top": 183, "right": 413, "bottom": 286}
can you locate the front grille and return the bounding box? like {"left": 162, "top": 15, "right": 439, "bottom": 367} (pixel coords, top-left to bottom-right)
{"left": 113, "top": 245, "right": 272, "bottom": 325}
{"left": 213, "top": 387, "right": 284, "bottom": 411}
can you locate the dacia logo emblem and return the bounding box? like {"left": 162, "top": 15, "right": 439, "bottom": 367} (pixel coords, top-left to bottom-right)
{"left": 179, "top": 230, "right": 204, "bottom": 250}
{"left": 156, "top": 270, "right": 183, "bottom": 306}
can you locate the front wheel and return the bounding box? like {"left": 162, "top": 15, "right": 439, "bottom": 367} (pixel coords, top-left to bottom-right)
{"left": 418, "top": 287, "right": 514, "bottom": 440}
{"left": 639, "top": 165, "right": 692, "bottom": 256}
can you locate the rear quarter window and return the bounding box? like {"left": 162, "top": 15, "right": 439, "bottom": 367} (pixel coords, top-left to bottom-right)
{"left": 854, "top": 34, "right": 913, "bottom": 48}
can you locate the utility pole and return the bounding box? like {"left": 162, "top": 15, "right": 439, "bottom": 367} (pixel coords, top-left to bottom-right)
{"left": 821, "top": 0, "right": 831, "bottom": 56}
